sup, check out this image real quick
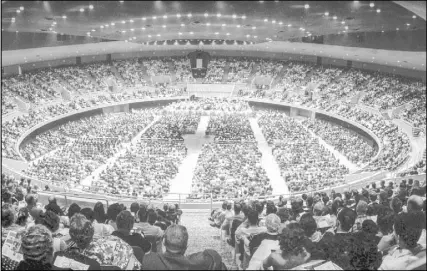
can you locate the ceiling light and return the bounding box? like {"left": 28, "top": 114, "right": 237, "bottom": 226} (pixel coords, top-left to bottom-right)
{"left": 119, "top": 1, "right": 124, "bottom": 3}
{"left": 246, "top": 34, "right": 250, "bottom": 37}
{"left": 157, "top": 34, "right": 161, "bottom": 36}
{"left": 176, "top": 13, "right": 181, "bottom": 18}
{"left": 344, "top": 26, "right": 348, "bottom": 30}
{"left": 16, "top": 10, "right": 20, "bottom": 13}
{"left": 100, "top": 25, "right": 104, "bottom": 28}
{"left": 163, "top": 15, "right": 167, "bottom": 19}
{"left": 215, "top": 32, "right": 219, "bottom": 35}
{"left": 141, "top": 27, "right": 145, "bottom": 30}
{"left": 129, "top": 19, "right": 134, "bottom": 23}
{"left": 130, "top": 28, "right": 134, "bottom": 31}
{"left": 91, "top": 29, "right": 95, "bottom": 32}
{"left": 111, "top": 22, "right": 115, "bottom": 26}
{"left": 181, "top": 23, "right": 185, "bottom": 26}
{"left": 187, "top": 13, "right": 192, "bottom": 17}
{"left": 53, "top": 22, "right": 57, "bottom": 25}
{"left": 272, "top": 20, "right": 276, "bottom": 24}
{"left": 242, "top": 15, "right": 246, "bottom": 19}
{"left": 80, "top": 8, "right": 84, "bottom": 12}
{"left": 412, "top": 15, "right": 416, "bottom": 19}
{"left": 204, "top": 13, "right": 208, "bottom": 17}
{"left": 232, "top": 14, "right": 237, "bottom": 18}
{"left": 254, "top": 36, "right": 257, "bottom": 38}
{"left": 162, "top": 25, "right": 166, "bottom": 28}
{"left": 62, "top": 15, "right": 67, "bottom": 19}
{"left": 148, "top": 34, "right": 152, "bottom": 37}
{"left": 20, "top": 6, "right": 24, "bottom": 10}
{"left": 122, "top": 20, "right": 126, "bottom": 24}
{"left": 279, "top": 22, "right": 283, "bottom": 25}
{"left": 304, "top": 4, "right": 309, "bottom": 9}
{"left": 406, "top": 23, "right": 411, "bottom": 26}
{"left": 153, "top": 16, "right": 157, "bottom": 19}
{"left": 288, "top": 24, "right": 292, "bottom": 27}
{"left": 105, "top": 24, "right": 109, "bottom": 27}
{"left": 264, "top": 18, "right": 268, "bottom": 22}
{"left": 217, "top": 13, "right": 221, "bottom": 17}
{"left": 396, "top": 28, "right": 399, "bottom": 30}
{"left": 222, "top": 24, "right": 226, "bottom": 27}
{"left": 333, "top": 16, "right": 337, "bottom": 20}
{"left": 178, "top": 32, "right": 182, "bottom": 35}
{"left": 325, "top": 12, "right": 329, "bottom": 16}
{"left": 341, "top": 21, "right": 345, "bottom": 24}
{"left": 252, "top": 26, "right": 256, "bottom": 29}
{"left": 89, "top": 5, "right": 94, "bottom": 10}
{"left": 122, "top": 30, "right": 126, "bottom": 33}
{"left": 87, "top": 32, "right": 90, "bottom": 35}
{"left": 206, "top": 22, "right": 211, "bottom": 26}
{"left": 142, "top": 17, "right": 146, "bottom": 20}
{"left": 381, "top": 30, "right": 384, "bottom": 32}
{"left": 376, "top": 9, "right": 381, "bottom": 13}
{"left": 237, "top": 24, "right": 241, "bottom": 28}
{"left": 190, "top": 32, "right": 194, "bottom": 34}
{"left": 226, "top": 33, "right": 230, "bottom": 35}
{"left": 370, "top": 3, "right": 374, "bottom": 7}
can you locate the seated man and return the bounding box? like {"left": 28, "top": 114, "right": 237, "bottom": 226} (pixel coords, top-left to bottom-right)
{"left": 379, "top": 211, "right": 426, "bottom": 270}
{"left": 142, "top": 224, "right": 193, "bottom": 270}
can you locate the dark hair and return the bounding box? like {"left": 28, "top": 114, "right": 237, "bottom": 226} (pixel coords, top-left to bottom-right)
{"left": 130, "top": 202, "right": 139, "bottom": 213}
{"left": 234, "top": 203, "right": 242, "bottom": 214}
{"left": 394, "top": 211, "right": 426, "bottom": 248}
{"left": 148, "top": 211, "right": 158, "bottom": 225}
{"left": 1, "top": 206, "right": 14, "bottom": 227}
{"left": 331, "top": 198, "right": 344, "bottom": 215}
{"left": 302, "top": 194, "right": 308, "bottom": 201}
{"left": 277, "top": 208, "right": 290, "bottom": 223}
{"left": 337, "top": 208, "right": 357, "bottom": 232}
{"left": 25, "top": 194, "right": 37, "bottom": 206}
{"left": 221, "top": 201, "right": 227, "bottom": 210}
{"left": 138, "top": 206, "right": 148, "bottom": 222}
{"left": 80, "top": 208, "right": 95, "bottom": 222}
{"left": 280, "top": 223, "right": 308, "bottom": 257}
{"left": 266, "top": 203, "right": 277, "bottom": 215}
{"left": 349, "top": 231, "right": 382, "bottom": 270}
{"left": 16, "top": 208, "right": 30, "bottom": 226}
{"left": 299, "top": 213, "right": 317, "bottom": 238}
{"left": 247, "top": 208, "right": 259, "bottom": 225}
{"left": 107, "top": 203, "right": 123, "bottom": 222}
{"left": 390, "top": 197, "right": 403, "bottom": 214}
{"left": 322, "top": 196, "right": 329, "bottom": 205}
{"left": 67, "top": 203, "right": 81, "bottom": 219}
{"left": 69, "top": 213, "right": 94, "bottom": 249}
{"left": 37, "top": 210, "right": 60, "bottom": 233}
{"left": 361, "top": 219, "right": 378, "bottom": 235}
{"left": 116, "top": 210, "right": 134, "bottom": 231}
{"left": 93, "top": 202, "right": 106, "bottom": 223}
{"left": 377, "top": 209, "right": 396, "bottom": 235}
{"left": 254, "top": 201, "right": 264, "bottom": 214}
{"left": 306, "top": 196, "right": 314, "bottom": 208}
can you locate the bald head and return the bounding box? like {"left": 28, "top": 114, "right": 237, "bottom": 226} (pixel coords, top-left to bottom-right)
{"left": 48, "top": 196, "right": 56, "bottom": 204}
{"left": 407, "top": 195, "right": 424, "bottom": 212}
{"left": 164, "top": 224, "right": 188, "bottom": 255}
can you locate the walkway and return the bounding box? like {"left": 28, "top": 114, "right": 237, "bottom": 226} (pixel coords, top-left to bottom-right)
{"left": 79, "top": 117, "right": 160, "bottom": 187}
{"left": 165, "top": 116, "right": 212, "bottom": 200}
{"left": 299, "top": 120, "right": 361, "bottom": 173}
{"left": 249, "top": 118, "right": 289, "bottom": 196}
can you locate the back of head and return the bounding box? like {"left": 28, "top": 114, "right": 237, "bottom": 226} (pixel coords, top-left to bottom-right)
{"left": 93, "top": 201, "right": 106, "bottom": 223}
{"left": 377, "top": 209, "right": 396, "bottom": 235}
{"left": 394, "top": 211, "right": 426, "bottom": 248}
{"left": 265, "top": 213, "right": 281, "bottom": 234}
{"left": 266, "top": 202, "right": 277, "bottom": 215}
{"left": 221, "top": 201, "right": 227, "bottom": 210}
{"left": 306, "top": 196, "right": 314, "bottom": 208}
{"left": 25, "top": 194, "right": 37, "bottom": 207}
{"left": 337, "top": 207, "right": 357, "bottom": 232}
{"left": 226, "top": 202, "right": 232, "bottom": 211}
{"left": 361, "top": 219, "right": 378, "bottom": 235}
{"left": 130, "top": 202, "right": 139, "bottom": 213}
{"left": 390, "top": 197, "right": 403, "bottom": 214}
{"left": 234, "top": 203, "right": 242, "bottom": 214}
{"left": 116, "top": 210, "right": 134, "bottom": 231}
{"left": 254, "top": 201, "right": 264, "bottom": 215}
{"left": 107, "top": 203, "right": 123, "bottom": 222}
{"left": 407, "top": 195, "right": 424, "bottom": 212}
{"left": 1, "top": 206, "right": 15, "bottom": 227}
{"left": 67, "top": 203, "right": 81, "bottom": 219}
{"left": 356, "top": 200, "right": 368, "bottom": 216}
{"left": 148, "top": 211, "right": 158, "bottom": 225}
{"left": 37, "top": 210, "right": 60, "bottom": 233}
{"left": 247, "top": 208, "right": 259, "bottom": 225}
{"left": 277, "top": 207, "right": 290, "bottom": 223}
{"left": 280, "top": 223, "right": 307, "bottom": 257}
{"left": 138, "top": 206, "right": 148, "bottom": 222}
{"left": 69, "top": 213, "right": 94, "bottom": 249}
{"left": 164, "top": 224, "right": 188, "bottom": 254}
{"left": 299, "top": 213, "right": 317, "bottom": 238}
{"left": 21, "top": 224, "right": 53, "bottom": 262}
{"left": 80, "top": 208, "right": 95, "bottom": 222}
{"left": 188, "top": 249, "right": 224, "bottom": 270}
{"left": 48, "top": 196, "right": 56, "bottom": 204}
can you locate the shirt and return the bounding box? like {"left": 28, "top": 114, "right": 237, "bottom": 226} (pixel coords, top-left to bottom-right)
{"left": 92, "top": 220, "right": 114, "bottom": 239}
{"left": 142, "top": 251, "right": 193, "bottom": 270}
{"left": 134, "top": 222, "right": 164, "bottom": 238}
{"left": 379, "top": 244, "right": 426, "bottom": 270}
{"left": 112, "top": 230, "right": 151, "bottom": 253}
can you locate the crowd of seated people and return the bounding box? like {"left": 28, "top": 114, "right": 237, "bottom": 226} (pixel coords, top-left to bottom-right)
{"left": 227, "top": 58, "right": 253, "bottom": 83}
{"left": 258, "top": 112, "right": 349, "bottom": 192}
{"left": 143, "top": 113, "right": 200, "bottom": 140}
{"left": 206, "top": 115, "right": 255, "bottom": 142}
{"left": 96, "top": 140, "right": 187, "bottom": 198}
{"left": 328, "top": 103, "right": 411, "bottom": 171}
{"left": 114, "top": 59, "right": 148, "bottom": 88}
{"left": 203, "top": 58, "right": 227, "bottom": 84}
{"left": 164, "top": 98, "right": 251, "bottom": 113}
{"left": 255, "top": 59, "right": 284, "bottom": 78}
{"left": 83, "top": 62, "right": 117, "bottom": 91}
{"left": 173, "top": 57, "right": 193, "bottom": 83}
{"left": 143, "top": 58, "right": 171, "bottom": 77}
{"left": 303, "top": 118, "right": 377, "bottom": 167}
{"left": 400, "top": 91, "right": 426, "bottom": 132}
{"left": 209, "top": 177, "right": 426, "bottom": 270}
{"left": 191, "top": 143, "right": 272, "bottom": 200}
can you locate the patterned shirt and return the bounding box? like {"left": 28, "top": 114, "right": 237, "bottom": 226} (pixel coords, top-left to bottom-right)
{"left": 82, "top": 235, "right": 141, "bottom": 270}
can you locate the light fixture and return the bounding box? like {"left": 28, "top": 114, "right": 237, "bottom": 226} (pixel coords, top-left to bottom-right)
{"left": 206, "top": 22, "right": 211, "bottom": 26}
{"left": 148, "top": 34, "right": 152, "bottom": 37}
{"left": 214, "top": 32, "right": 219, "bottom": 35}
{"left": 176, "top": 13, "right": 181, "bottom": 18}
{"left": 157, "top": 34, "right": 161, "bottom": 36}
{"left": 304, "top": 4, "right": 309, "bottom": 9}
{"left": 180, "top": 23, "right": 185, "bottom": 26}
{"left": 187, "top": 13, "right": 192, "bottom": 17}
{"left": 153, "top": 16, "right": 157, "bottom": 19}
{"left": 20, "top": 6, "right": 24, "bottom": 10}
{"left": 242, "top": 15, "right": 246, "bottom": 19}
{"left": 237, "top": 24, "right": 241, "bottom": 28}
{"left": 264, "top": 18, "right": 268, "bottom": 22}
{"left": 252, "top": 26, "right": 256, "bottom": 29}
{"left": 142, "top": 17, "right": 146, "bottom": 20}
{"left": 226, "top": 33, "right": 230, "bottom": 35}
{"left": 272, "top": 20, "right": 276, "bottom": 24}
{"left": 254, "top": 35, "right": 257, "bottom": 38}
{"left": 91, "top": 29, "right": 95, "bottom": 32}
{"left": 406, "top": 23, "right": 410, "bottom": 26}
{"left": 344, "top": 26, "right": 348, "bottom": 30}
{"left": 325, "top": 12, "right": 329, "bottom": 16}
{"left": 381, "top": 30, "right": 384, "bottom": 33}
{"left": 222, "top": 23, "right": 226, "bottom": 27}
{"left": 412, "top": 15, "right": 416, "bottom": 19}
{"left": 246, "top": 34, "right": 250, "bottom": 37}
{"left": 396, "top": 28, "right": 399, "bottom": 30}
{"left": 62, "top": 15, "right": 67, "bottom": 19}
{"left": 100, "top": 25, "right": 104, "bottom": 28}
{"left": 17, "top": 10, "right": 20, "bottom": 13}
{"left": 122, "top": 20, "right": 126, "bottom": 24}
{"left": 163, "top": 15, "right": 167, "bottom": 19}
{"left": 178, "top": 32, "right": 182, "bottom": 35}
{"left": 370, "top": 3, "right": 374, "bottom": 7}
{"left": 141, "top": 27, "right": 145, "bottom": 30}
{"left": 279, "top": 22, "right": 283, "bottom": 25}
{"left": 217, "top": 13, "right": 221, "bottom": 17}
{"left": 80, "top": 8, "right": 84, "bottom": 12}
{"left": 376, "top": 9, "right": 381, "bottom": 13}
{"left": 121, "top": 30, "right": 126, "bottom": 33}
{"left": 232, "top": 14, "right": 237, "bottom": 18}
{"left": 333, "top": 16, "right": 337, "bottom": 20}
{"left": 190, "top": 32, "right": 194, "bottom": 34}
{"left": 111, "top": 22, "right": 115, "bottom": 26}
{"left": 129, "top": 19, "right": 134, "bottom": 23}
{"left": 288, "top": 24, "right": 292, "bottom": 27}
{"left": 89, "top": 5, "right": 94, "bottom": 10}
{"left": 341, "top": 21, "right": 345, "bottom": 24}
{"left": 162, "top": 25, "right": 166, "bottom": 28}
{"left": 130, "top": 28, "right": 134, "bottom": 31}
{"left": 204, "top": 13, "right": 208, "bottom": 17}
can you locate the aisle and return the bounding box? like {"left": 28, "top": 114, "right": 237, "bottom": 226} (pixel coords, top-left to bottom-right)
{"left": 79, "top": 117, "right": 160, "bottom": 187}
{"left": 249, "top": 118, "right": 289, "bottom": 196}
{"left": 165, "top": 116, "right": 212, "bottom": 200}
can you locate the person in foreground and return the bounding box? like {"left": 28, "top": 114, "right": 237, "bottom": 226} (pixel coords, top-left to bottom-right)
{"left": 378, "top": 211, "right": 426, "bottom": 270}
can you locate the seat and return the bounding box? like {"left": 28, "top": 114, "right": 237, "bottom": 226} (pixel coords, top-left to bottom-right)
{"left": 145, "top": 235, "right": 162, "bottom": 253}
{"left": 131, "top": 246, "right": 145, "bottom": 264}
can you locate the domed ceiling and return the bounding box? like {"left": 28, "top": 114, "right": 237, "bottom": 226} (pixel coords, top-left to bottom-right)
{"left": 1, "top": 1, "right": 425, "bottom": 48}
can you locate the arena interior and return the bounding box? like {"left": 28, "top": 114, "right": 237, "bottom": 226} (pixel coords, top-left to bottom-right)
{"left": 1, "top": 1, "right": 426, "bottom": 270}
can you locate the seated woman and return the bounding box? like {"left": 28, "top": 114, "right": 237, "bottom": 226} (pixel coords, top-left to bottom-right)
{"left": 262, "top": 223, "right": 324, "bottom": 270}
